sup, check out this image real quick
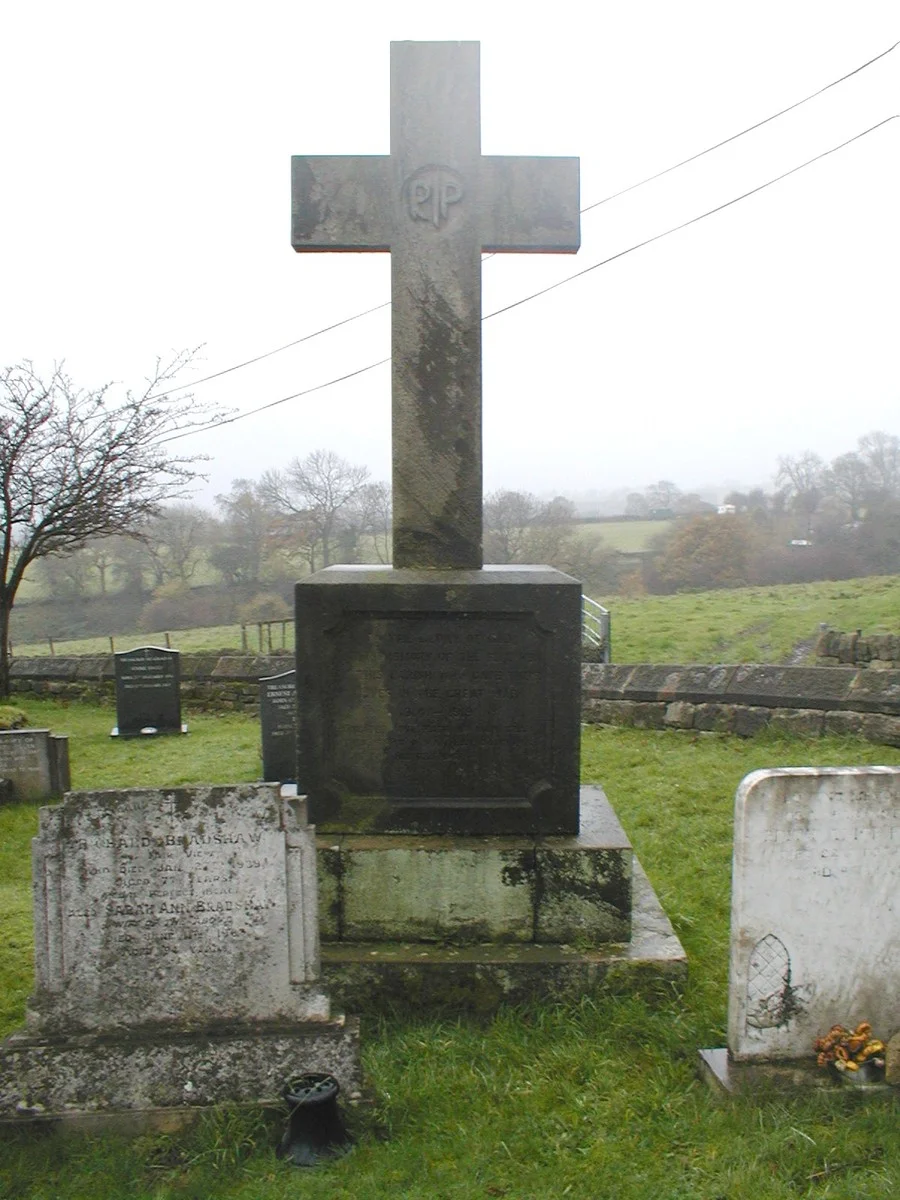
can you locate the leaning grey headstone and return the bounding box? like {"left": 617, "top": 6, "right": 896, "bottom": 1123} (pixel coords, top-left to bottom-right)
{"left": 260, "top": 669, "right": 297, "bottom": 783}
{"left": 112, "top": 646, "right": 184, "bottom": 737}
{"left": 0, "top": 730, "right": 70, "bottom": 802}
{"left": 0, "top": 783, "right": 360, "bottom": 1122}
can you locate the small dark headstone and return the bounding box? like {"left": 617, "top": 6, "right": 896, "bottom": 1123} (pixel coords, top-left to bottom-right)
{"left": 260, "top": 669, "right": 297, "bottom": 783}
{"left": 112, "top": 646, "right": 184, "bottom": 738}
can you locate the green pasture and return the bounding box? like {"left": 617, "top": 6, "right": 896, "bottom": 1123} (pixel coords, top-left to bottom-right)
{"left": 2, "top": 699, "right": 899, "bottom": 1198}
{"left": 576, "top": 519, "right": 671, "bottom": 553}
{"left": 598, "top": 574, "right": 900, "bottom": 664}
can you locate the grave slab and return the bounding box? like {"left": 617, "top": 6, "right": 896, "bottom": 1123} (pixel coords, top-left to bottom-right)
{"left": 701, "top": 766, "right": 900, "bottom": 1093}
{"left": 0, "top": 729, "right": 69, "bottom": 802}
{"left": 1, "top": 782, "right": 360, "bottom": 1124}
{"left": 112, "top": 646, "right": 185, "bottom": 737}
{"left": 259, "top": 668, "right": 297, "bottom": 783}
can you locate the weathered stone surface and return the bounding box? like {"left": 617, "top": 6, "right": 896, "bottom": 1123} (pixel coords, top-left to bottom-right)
{"left": 630, "top": 702, "right": 667, "bottom": 729}
{"left": 886, "top": 1031, "right": 900, "bottom": 1086}
{"left": 858, "top": 713, "right": 900, "bottom": 747}
{"left": 296, "top": 566, "right": 582, "bottom": 836}
{"left": 732, "top": 706, "right": 770, "bottom": 737}
{"left": 113, "top": 646, "right": 182, "bottom": 736}
{"left": 664, "top": 701, "right": 694, "bottom": 729}
{"left": 848, "top": 670, "right": 900, "bottom": 714}
{"left": 30, "top": 783, "right": 328, "bottom": 1034}
{"left": 317, "top": 788, "right": 631, "bottom": 947}
{"left": 259, "top": 669, "right": 297, "bottom": 783}
{"left": 728, "top": 767, "right": 900, "bottom": 1062}
{"left": 0, "top": 1020, "right": 361, "bottom": 1118}
{"left": 319, "top": 858, "right": 683, "bottom": 1016}
{"left": 693, "top": 703, "right": 734, "bottom": 732}
{"left": 291, "top": 42, "right": 578, "bottom": 569}
{"left": 340, "top": 839, "right": 535, "bottom": 943}
{"left": 823, "top": 710, "right": 866, "bottom": 738}
{"left": 728, "top": 665, "right": 856, "bottom": 710}
{"left": 0, "top": 730, "right": 69, "bottom": 802}
{"left": 768, "top": 708, "right": 824, "bottom": 737}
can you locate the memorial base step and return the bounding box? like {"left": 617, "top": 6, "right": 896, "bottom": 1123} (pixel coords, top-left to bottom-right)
{"left": 320, "top": 859, "right": 686, "bottom": 1014}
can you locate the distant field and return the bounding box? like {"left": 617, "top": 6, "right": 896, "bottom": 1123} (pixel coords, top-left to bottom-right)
{"left": 596, "top": 574, "right": 900, "bottom": 664}
{"left": 10, "top": 575, "right": 900, "bottom": 664}
{"left": 575, "top": 519, "right": 672, "bottom": 552}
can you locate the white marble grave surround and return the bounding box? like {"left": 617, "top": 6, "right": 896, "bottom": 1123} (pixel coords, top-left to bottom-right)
{"left": 30, "top": 783, "right": 329, "bottom": 1033}
{"left": 729, "top": 766, "right": 900, "bottom": 1061}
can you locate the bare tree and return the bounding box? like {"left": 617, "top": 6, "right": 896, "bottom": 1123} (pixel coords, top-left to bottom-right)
{"left": 857, "top": 431, "right": 900, "bottom": 499}
{"left": 775, "top": 452, "right": 827, "bottom": 534}
{"left": 262, "top": 450, "right": 371, "bottom": 571}
{"left": 141, "top": 503, "right": 211, "bottom": 586}
{"left": 209, "top": 479, "right": 277, "bottom": 587}
{"left": 0, "top": 353, "right": 214, "bottom": 695}
{"left": 484, "top": 489, "right": 542, "bottom": 563}
{"left": 827, "top": 452, "right": 870, "bottom": 521}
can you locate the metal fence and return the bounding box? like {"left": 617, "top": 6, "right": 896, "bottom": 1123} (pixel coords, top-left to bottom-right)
{"left": 582, "top": 595, "right": 611, "bottom": 662}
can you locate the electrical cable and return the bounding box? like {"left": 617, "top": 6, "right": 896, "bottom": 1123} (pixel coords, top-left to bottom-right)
{"left": 152, "top": 38, "right": 899, "bottom": 401}
{"left": 160, "top": 114, "right": 897, "bottom": 445}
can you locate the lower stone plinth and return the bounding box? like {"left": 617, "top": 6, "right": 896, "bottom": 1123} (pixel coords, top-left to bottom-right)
{"left": 0, "top": 1019, "right": 361, "bottom": 1130}
{"left": 318, "top": 787, "right": 632, "bottom": 945}
{"left": 698, "top": 1048, "right": 896, "bottom": 1097}
{"left": 320, "top": 859, "right": 685, "bottom": 1014}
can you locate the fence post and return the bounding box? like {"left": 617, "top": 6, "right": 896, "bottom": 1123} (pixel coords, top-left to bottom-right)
{"left": 241, "top": 624, "right": 248, "bottom": 652}
{"left": 48, "top": 637, "right": 55, "bottom": 656}
{"left": 109, "top": 636, "right": 115, "bottom": 654}
{"left": 165, "top": 632, "right": 171, "bottom": 649}
{"left": 266, "top": 622, "right": 273, "bottom": 654}
{"left": 257, "top": 623, "right": 263, "bottom": 652}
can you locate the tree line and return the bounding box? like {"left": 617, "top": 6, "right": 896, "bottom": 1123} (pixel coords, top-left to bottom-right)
{"left": 3, "top": 356, "right": 898, "bottom": 695}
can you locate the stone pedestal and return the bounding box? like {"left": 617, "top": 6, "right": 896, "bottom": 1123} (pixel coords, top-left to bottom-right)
{"left": 296, "top": 565, "right": 582, "bottom": 835}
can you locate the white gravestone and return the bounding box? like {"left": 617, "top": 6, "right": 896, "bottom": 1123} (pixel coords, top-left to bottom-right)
{"left": 30, "top": 782, "right": 328, "bottom": 1032}
{"left": 728, "top": 767, "right": 900, "bottom": 1062}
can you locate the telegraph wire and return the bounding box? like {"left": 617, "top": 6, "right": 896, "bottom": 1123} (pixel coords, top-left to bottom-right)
{"left": 161, "top": 114, "right": 898, "bottom": 445}
{"left": 154, "top": 38, "right": 899, "bottom": 401}
{"left": 486, "top": 115, "right": 898, "bottom": 321}
{"left": 581, "top": 37, "right": 899, "bottom": 214}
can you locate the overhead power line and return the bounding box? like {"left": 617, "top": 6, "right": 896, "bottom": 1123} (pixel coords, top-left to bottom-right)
{"left": 154, "top": 38, "right": 899, "bottom": 401}
{"left": 161, "top": 114, "right": 898, "bottom": 445}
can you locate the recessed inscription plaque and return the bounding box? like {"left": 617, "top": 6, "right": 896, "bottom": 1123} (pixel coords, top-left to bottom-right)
{"left": 332, "top": 612, "right": 548, "bottom": 799}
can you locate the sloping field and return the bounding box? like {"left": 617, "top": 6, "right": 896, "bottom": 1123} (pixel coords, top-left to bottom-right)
{"left": 594, "top": 574, "right": 900, "bottom": 663}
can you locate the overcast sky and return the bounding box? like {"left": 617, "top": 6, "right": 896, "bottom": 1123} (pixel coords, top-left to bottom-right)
{"left": 1, "top": 1, "right": 897, "bottom": 509}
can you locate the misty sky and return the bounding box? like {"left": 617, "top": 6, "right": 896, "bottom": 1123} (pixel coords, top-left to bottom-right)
{"left": 1, "top": 1, "right": 897, "bottom": 508}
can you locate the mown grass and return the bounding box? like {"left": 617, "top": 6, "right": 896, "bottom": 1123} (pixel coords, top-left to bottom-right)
{"left": 2, "top": 701, "right": 900, "bottom": 1197}
{"left": 14, "top": 574, "right": 900, "bottom": 665}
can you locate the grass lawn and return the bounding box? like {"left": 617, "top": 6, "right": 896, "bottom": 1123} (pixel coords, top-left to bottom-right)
{"left": 2, "top": 700, "right": 899, "bottom": 1196}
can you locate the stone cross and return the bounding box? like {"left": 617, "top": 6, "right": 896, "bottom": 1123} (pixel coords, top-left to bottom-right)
{"left": 291, "top": 41, "right": 579, "bottom": 569}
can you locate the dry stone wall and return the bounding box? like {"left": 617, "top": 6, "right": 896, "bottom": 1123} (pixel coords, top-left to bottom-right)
{"left": 816, "top": 629, "right": 900, "bottom": 669}
{"left": 10, "top": 655, "right": 900, "bottom": 748}
{"left": 582, "top": 663, "right": 900, "bottom": 747}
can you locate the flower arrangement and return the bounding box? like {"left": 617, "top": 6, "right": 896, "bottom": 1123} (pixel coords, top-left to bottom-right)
{"left": 814, "top": 1022, "right": 885, "bottom": 1077}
